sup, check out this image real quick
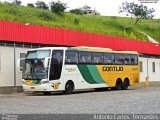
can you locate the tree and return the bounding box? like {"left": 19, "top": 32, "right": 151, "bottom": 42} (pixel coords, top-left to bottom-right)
{"left": 119, "top": 1, "right": 155, "bottom": 24}
{"left": 35, "top": 1, "right": 48, "bottom": 9}
{"left": 69, "top": 8, "right": 83, "bottom": 15}
{"left": 82, "top": 5, "right": 91, "bottom": 11}
{"left": 12, "top": 0, "right": 22, "bottom": 5}
{"left": 50, "top": 1, "right": 67, "bottom": 15}
{"left": 27, "top": 3, "right": 35, "bottom": 7}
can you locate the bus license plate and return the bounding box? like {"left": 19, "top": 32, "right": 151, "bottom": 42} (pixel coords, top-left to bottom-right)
{"left": 31, "top": 87, "right": 35, "bottom": 89}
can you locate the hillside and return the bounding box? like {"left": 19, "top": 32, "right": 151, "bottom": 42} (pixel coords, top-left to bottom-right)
{"left": 0, "top": 2, "right": 160, "bottom": 43}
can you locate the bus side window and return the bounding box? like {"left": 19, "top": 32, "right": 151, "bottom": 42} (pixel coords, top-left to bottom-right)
{"left": 131, "top": 55, "right": 138, "bottom": 65}
{"left": 104, "top": 53, "right": 114, "bottom": 64}
{"left": 115, "top": 54, "right": 124, "bottom": 65}
{"left": 65, "top": 51, "right": 78, "bottom": 64}
{"left": 79, "top": 52, "right": 91, "bottom": 64}
{"left": 124, "top": 54, "right": 131, "bottom": 65}
{"left": 91, "top": 53, "right": 103, "bottom": 64}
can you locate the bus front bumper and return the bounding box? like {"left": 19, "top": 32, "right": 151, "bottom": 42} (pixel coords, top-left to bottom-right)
{"left": 23, "top": 84, "right": 55, "bottom": 92}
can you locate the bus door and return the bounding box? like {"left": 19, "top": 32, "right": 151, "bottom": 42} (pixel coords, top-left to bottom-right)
{"left": 49, "top": 50, "right": 63, "bottom": 80}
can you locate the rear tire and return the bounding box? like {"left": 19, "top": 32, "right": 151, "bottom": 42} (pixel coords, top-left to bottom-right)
{"left": 64, "top": 81, "right": 74, "bottom": 94}
{"left": 115, "top": 79, "right": 122, "bottom": 90}
{"left": 122, "top": 79, "right": 129, "bottom": 90}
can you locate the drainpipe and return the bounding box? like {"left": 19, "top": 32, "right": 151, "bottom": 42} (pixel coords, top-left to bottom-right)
{"left": 14, "top": 43, "right": 16, "bottom": 86}
{"left": 146, "top": 57, "right": 149, "bottom": 87}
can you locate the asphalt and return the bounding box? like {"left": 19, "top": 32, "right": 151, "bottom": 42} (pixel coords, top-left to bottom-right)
{"left": 0, "top": 86, "right": 160, "bottom": 114}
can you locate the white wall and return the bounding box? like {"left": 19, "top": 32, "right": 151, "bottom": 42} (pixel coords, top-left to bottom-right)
{"left": 0, "top": 46, "right": 29, "bottom": 86}
{"left": 16, "top": 47, "right": 29, "bottom": 86}
{"left": 140, "top": 57, "right": 160, "bottom": 82}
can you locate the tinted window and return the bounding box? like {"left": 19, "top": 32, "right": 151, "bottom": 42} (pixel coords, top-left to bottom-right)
{"left": 123, "top": 55, "right": 131, "bottom": 65}
{"left": 50, "top": 50, "right": 63, "bottom": 80}
{"left": 114, "top": 54, "right": 138, "bottom": 65}
{"left": 65, "top": 51, "right": 78, "bottom": 64}
{"left": 130, "top": 55, "right": 138, "bottom": 65}
{"left": 79, "top": 52, "right": 91, "bottom": 64}
{"left": 114, "top": 54, "right": 124, "bottom": 65}
{"left": 20, "top": 53, "right": 26, "bottom": 71}
{"left": 91, "top": 53, "right": 103, "bottom": 64}
{"left": 140, "top": 61, "right": 143, "bottom": 72}
{"left": 104, "top": 53, "right": 114, "bottom": 64}
{"left": 152, "top": 62, "right": 155, "bottom": 73}
{"left": 26, "top": 50, "right": 50, "bottom": 59}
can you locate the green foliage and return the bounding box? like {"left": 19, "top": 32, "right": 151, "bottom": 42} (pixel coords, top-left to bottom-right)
{"left": 27, "top": 3, "right": 34, "bottom": 8}
{"left": 6, "top": 6, "right": 19, "bottom": 15}
{"left": 119, "top": 1, "right": 155, "bottom": 24}
{"left": 37, "top": 10, "right": 54, "bottom": 21}
{"left": 50, "top": 1, "right": 67, "bottom": 15}
{"left": 70, "top": 9, "right": 83, "bottom": 15}
{"left": 12, "top": 0, "right": 22, "bottom": 5}
{"left": 74, "top": 18, "right": 80, "bottom": 24}
{"left": 35, "top": 1, "right": 48, "bottom": 10}
{"left": 0, "top": 2, "right": 159, "bottom": 43}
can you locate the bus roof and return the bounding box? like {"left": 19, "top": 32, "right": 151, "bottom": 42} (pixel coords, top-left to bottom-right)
{"left": 27, "top": 47, "right": 68, "bottom": 51}
{"left": 28, "top": 46, "right": 138, "bottom": 54}
{"left": 69, "top": 46, "right": 138, "bottom": 54}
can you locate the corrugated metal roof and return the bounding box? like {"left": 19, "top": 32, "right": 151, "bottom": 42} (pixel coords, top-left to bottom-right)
{"left": 0, "top": 20, "right": 160, "bottom": 55}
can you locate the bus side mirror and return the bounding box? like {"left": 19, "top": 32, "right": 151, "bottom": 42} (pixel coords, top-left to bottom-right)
{"left": 44, "top": 57, "right": 51, "bottom": 68}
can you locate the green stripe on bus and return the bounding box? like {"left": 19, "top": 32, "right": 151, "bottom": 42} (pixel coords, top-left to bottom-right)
{"left": 32, "top": 80, "right": 40, "bottom": 84}
{"left": 77, "top": 65, "right": 97, "bottom": 84}
{"left": 87, "top": 65, "right": 105, "bottom": 83}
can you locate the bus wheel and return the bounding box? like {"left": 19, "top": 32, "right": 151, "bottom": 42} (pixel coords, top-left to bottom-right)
{"left": 115, "top": 79, "right": 122, "bottom": 90}
{"left": 122, "top": 79, "right": 129, "bottom": 90}
{"left": 64, "top": 81, "right": 74, "bottom": 94}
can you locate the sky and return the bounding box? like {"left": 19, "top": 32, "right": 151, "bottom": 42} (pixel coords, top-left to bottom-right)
{"left": 2, "top": 0, "right": 160, "bottom": 18}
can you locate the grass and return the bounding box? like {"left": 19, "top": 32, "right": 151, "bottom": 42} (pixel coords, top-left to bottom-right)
{"left": 0, "top": 2, "right": 160, "bottom": 43}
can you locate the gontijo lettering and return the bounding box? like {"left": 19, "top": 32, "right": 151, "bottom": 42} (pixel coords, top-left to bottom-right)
{"left": 102, "top": 66, "right": 123, "bottom": 72}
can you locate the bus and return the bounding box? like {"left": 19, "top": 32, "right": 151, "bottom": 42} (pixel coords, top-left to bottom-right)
{"left": 21, "top": 46, "right": 140, "bottom": 94}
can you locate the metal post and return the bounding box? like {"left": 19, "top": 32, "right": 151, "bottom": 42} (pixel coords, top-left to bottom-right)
{"left": 146, "top": 57, "right": 149, "bottom": 88}
{"left": 14, "top": 43, "right": 16, "bottom": 86}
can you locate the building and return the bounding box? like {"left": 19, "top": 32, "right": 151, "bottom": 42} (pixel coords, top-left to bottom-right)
{"left": 0, "top": 20, "right": 160, "bottom": 93}
{"left": 83, "top": 9, "right": 100, "bottom": 15}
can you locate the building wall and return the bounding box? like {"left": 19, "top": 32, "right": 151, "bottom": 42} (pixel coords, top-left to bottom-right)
{"left": 0, "top": 46, "right": 29, "bottom": 86}
{"left": 140, "top": 57, "right": 160, "bottom": 82}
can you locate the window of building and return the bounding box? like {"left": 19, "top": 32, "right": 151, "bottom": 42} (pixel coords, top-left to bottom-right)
{"left": 65, "top": 51, "right": 78, "bottom": 64}
{"left": 20, "top": 53, "right": 26, "bottom": 71}
{"left": 140, "top": 61, "right": 143, "bottom": 72}
{"left": 91, "top": 53, "right": 103, "bottom": 64}
{"left": 152, "top": 62, "right": 155, "bottom": 73}
{"left": 79, "top": 52, "right": 91, "bottom": 64}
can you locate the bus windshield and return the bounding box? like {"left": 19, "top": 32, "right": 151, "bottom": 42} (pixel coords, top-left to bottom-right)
{"left": 22, "top": 50, "right": 51, "bottom": 80}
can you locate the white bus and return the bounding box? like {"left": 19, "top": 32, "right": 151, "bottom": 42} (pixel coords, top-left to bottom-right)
{"left": 21, "top": 46, "right": 139, "bottom": 94}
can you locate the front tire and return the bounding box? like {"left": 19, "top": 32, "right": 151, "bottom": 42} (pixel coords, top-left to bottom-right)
{"left": 64, "top": 81, "right": 74, "bottom": 94}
